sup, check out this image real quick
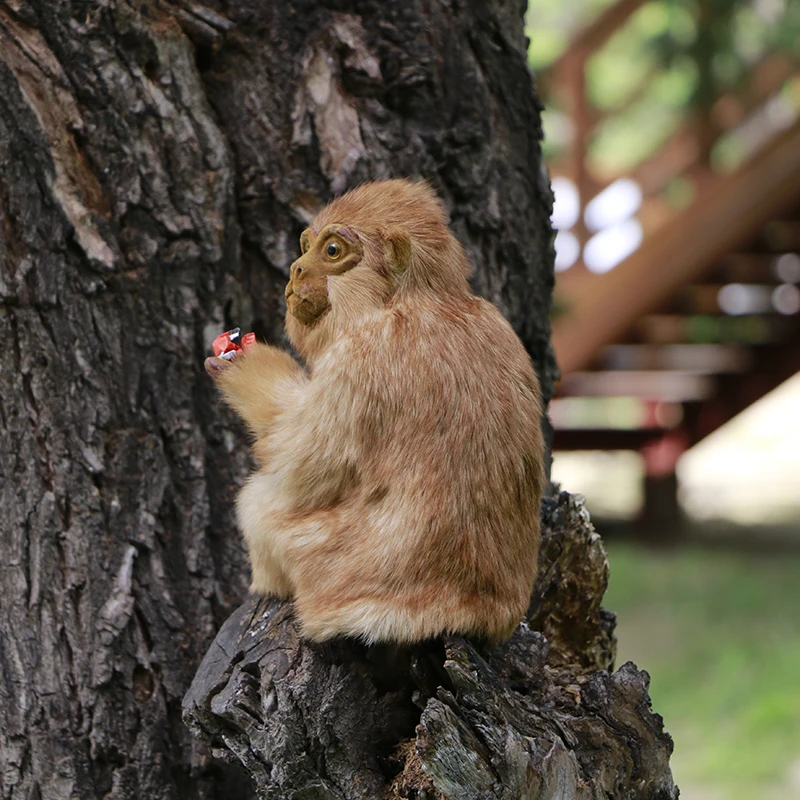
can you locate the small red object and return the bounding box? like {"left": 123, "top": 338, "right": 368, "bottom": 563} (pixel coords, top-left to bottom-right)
{"left": 212, "top": 328, "right": 256, "bottom": 360}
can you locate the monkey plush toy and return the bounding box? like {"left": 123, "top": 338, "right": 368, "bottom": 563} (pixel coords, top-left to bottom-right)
{"left": 206, "top": 180, "right": 545, "bottom": 644}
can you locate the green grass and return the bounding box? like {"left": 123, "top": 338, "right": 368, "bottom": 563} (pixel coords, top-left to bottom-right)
{"left": 604, "top": 542, "right": 800, "bottom": 800}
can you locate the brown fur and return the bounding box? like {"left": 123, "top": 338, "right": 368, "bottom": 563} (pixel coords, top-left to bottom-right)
{"left": 209, "top": 180, "right": 545, "bottom": 644}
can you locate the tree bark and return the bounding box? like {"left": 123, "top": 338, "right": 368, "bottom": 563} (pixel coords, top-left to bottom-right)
{"left": 0, "top": 1, "right": 674, "bottom": 798}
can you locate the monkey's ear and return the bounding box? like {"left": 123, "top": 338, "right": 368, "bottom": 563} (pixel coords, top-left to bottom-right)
{"left": 383, "top": 228, "right": 412, "bottom": 276}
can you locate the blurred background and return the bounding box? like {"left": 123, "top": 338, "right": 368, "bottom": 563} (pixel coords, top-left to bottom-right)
{"left": 526, "top": 1, "right": 800, "bottom": 797}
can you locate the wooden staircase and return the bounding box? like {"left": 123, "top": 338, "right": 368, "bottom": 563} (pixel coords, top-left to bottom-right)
{"left": 543, "top": 1, "right": 800, "bottom": 476}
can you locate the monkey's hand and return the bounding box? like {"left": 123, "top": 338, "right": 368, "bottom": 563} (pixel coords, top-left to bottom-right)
{"left": 208, "top": 343, "right": 307, "bottom": 441}
{"left": 205, "top": 353, "right": 239, "bottom": 377}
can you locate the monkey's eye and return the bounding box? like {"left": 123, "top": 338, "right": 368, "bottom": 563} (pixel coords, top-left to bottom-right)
{"left": 325, "top": 241, "right": 342, "bottom": 260}
{"left": 301, "top": 240, "right": 310, "bottom": 254}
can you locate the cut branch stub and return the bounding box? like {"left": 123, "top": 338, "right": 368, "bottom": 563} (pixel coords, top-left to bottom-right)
{"left": 183, "top": 493, "right": 678, "bottom": 799}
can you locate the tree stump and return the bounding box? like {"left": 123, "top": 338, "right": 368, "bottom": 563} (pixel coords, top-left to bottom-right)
{"left": 184, "top": 493, "right": 678, "bottom": 799}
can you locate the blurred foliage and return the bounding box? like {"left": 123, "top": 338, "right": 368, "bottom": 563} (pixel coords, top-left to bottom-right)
{"left": 526, "top": 0, "right": 617, "bottom": 68}
{"left": 528, "top": 0, "right": 800, "bottom": 174}
{"left": 606, "top": 542, "right": 800, "bottom": 799}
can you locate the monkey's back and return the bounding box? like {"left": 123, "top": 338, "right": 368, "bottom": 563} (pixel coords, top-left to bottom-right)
{"left": 294, "top": 294, "right": 545, "bottom": 643}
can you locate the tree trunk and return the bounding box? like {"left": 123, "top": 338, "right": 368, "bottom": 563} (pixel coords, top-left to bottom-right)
{"left": 0, "top": 1, "right": 675, "bottom": 798}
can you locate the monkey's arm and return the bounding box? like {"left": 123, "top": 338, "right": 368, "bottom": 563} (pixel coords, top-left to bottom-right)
{"left": 207, "top": 343, "right": 307, "bottom": 440}
{"left": 267, "top": 341, "right": 376, "bottom": 513}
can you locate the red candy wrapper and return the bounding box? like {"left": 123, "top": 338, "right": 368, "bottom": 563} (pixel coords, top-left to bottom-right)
{"left": 212, "top": 328, "right": 256, "bottom": 360}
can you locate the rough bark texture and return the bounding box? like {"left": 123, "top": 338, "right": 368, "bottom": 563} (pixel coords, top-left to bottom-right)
{"left": 185, "top": 493, "right": 678, "bottom": 800}
{"left": 0, "top": 0, "right": 674, "bottom": 798}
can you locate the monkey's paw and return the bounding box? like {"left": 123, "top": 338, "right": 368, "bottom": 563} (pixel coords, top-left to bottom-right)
{"left": 205, "top": 354, "right": 239, "bottom": 377}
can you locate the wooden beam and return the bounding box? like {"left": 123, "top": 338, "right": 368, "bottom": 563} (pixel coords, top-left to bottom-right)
{"left": 713, "top": 253, "right": 783, "bottom": 283}
{"left": 635, "top": 313, "right": 790, "bottom": 344}
{"left": 552, "top": 120, "right": 800, "bottom": 374}
{"left": 559, "top": 371, "right": 715, "bottom": 402}
{"left": 553, "top": 427, "right": 664, "bottom": 451}
{"left": 678, "top": 284, "right": 779, "bottom": 315}
{"left": 597, "top": 343, "right": 751, "bottom": 373}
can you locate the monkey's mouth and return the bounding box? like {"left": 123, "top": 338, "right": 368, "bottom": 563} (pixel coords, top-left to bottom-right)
{"left": 286, "top": 288, "right": 329, "bottom": 326}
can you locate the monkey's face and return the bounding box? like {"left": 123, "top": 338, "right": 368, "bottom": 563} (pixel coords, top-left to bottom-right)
{"left": 285, "top": 224, "right": 364, "bottom": 326}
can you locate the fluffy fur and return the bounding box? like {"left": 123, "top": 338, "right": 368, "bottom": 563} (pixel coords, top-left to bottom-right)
{"left": 209, "top": 179, "right": 545, "bottom": 644}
